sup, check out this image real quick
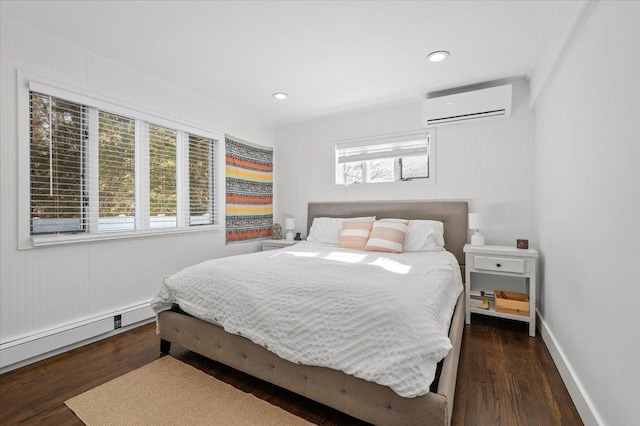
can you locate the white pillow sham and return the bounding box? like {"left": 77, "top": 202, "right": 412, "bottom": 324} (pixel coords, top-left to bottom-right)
{"left": 380, "top": 219, "right": 445, "bottom": 252}
{"left": 307, "top": 216, "right": 376, "bottom": 245}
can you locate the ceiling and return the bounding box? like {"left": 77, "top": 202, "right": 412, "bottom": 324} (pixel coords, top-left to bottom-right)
{"left": 1, "top": 1, "right": 559, "bottom": 127}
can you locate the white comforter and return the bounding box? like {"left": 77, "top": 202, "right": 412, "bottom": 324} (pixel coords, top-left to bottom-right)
{"left": 151, "top": 241, "right": 463, "bottom": 398}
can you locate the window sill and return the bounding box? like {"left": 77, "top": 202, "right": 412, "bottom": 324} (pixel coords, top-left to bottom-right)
{"left": 28, "top": 224, "right": 222, "bottom": 248}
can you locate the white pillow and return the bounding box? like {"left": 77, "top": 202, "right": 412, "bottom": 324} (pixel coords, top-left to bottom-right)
{"left": 307, "top": 216, "right": 376, "bottom": 245}
{"left": 380, "top": 219, "right": 445, "bottom": 252}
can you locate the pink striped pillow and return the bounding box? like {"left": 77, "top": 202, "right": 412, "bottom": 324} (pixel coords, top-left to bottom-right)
{"left": 364, "top": 220, "right": 409, "bottom": 253}
{"left": 338, "top": 220, "right": 374, "bottom": 250}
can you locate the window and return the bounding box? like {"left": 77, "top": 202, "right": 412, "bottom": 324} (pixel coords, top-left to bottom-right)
{"left": 335, "top": 131, "right": 432, "bottom": 185}
{"left": 148, "top": 124, "right": 177, "bottom": 229}
{"left": 188, "top": 134, "right": 216, "bottom": 226}
{"left": 25, "top": 81, "right": 220, "bottom": 246}
{"left": 98, "top": 111, "right": 135, "bottom": 232}
{"left": 400, "top": 155, "right": 429, "bottom": 180}
{"left": 30, "top": 93, "right": 87, "bottom": 234}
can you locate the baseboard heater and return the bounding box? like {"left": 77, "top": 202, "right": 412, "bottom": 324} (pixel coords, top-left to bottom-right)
{"left": 0, "top": 302, "right": 154, "bottom": 372}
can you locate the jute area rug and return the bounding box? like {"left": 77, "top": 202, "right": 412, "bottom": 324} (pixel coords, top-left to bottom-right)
{"left": 65, "top": 356, "right": 312, "bottom": 425}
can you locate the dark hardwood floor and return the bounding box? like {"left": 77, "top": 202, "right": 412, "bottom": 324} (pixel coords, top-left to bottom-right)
{"left": 0, "top": 315, "right": 583, "bottom": 425}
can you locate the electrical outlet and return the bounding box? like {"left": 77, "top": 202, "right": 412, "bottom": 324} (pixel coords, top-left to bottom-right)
{"left": 114, "top": 314, "right": 122, "bottom": 329}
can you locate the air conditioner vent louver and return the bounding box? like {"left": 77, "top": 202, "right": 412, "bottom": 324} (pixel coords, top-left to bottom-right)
{"left": 423, "top": 85, "right": 512, "bottom": 127}
{"left": 426, "top": 109, "right": 506, "bottom": 125}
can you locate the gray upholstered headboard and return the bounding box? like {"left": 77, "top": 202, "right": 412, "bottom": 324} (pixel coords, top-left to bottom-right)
{"left": 307, "top": 200, "right": 468, "bottom": 270}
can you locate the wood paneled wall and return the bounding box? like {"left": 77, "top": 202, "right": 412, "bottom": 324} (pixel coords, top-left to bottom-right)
{"left": 274, "top": 80, "right": 535, "bottom": 249}
{"left": 0, "top": 17, "right": 274, "bottom": 367}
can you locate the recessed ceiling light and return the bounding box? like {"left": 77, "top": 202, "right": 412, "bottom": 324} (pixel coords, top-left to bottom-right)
{"left": 272, "top": 92, "right": 288, "bottom": 100}
{"left": 427, "top": 51, "right": 450, "bottom": 63}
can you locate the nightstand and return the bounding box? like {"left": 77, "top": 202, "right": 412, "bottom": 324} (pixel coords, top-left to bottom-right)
{"left": 464, "top": 244, "right": 538, "bottom": 336}
{"left": 262, "top": 239, "right": 299, "bottom": 251}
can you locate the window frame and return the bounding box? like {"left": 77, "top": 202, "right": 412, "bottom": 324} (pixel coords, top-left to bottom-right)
{"left": 333, "top": 129, "right": 435, "bottom": 187}
{"left": 29, "top": 92, "right": 89, "bottom": 235}
{"left": 187, "top": 134, "right": 217, "bottom": 227}
{"left": 17, "top": 72, "right": 224, "bottom": 249}
{"left": 95, "top": 110, "right": 137, "bottom": 233}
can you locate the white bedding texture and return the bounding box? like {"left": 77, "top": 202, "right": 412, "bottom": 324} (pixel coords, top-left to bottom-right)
{"left": 151, "top": 241, "right": 463, "bottom": 398}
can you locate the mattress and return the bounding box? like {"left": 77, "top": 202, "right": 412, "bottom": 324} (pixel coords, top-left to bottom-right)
{"left": 151, "top": 241, "right": 463, "bottom": 398}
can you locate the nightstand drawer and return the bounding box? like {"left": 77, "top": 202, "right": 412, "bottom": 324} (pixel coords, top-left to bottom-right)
{"left": 474, "top": 256, "right": 525, "bottom": 274}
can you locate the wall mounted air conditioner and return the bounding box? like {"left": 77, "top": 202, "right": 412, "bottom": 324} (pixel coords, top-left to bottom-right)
{"left": 422, "top": 84, "right": 512, "bottom": 127}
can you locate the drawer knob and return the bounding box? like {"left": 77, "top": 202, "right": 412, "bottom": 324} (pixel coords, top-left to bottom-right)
{"left": 496, "top": 263, "right": 501, "bottom": 267}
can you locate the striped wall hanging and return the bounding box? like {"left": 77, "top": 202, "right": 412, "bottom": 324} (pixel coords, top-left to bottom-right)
{"left": 225, "top": 135, "right": 273, "bottom": 243}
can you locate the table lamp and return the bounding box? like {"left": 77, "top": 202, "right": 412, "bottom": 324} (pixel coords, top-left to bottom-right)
{"left": 468, "top": 213, "right": 485, "bottom": 246}
{"left": 285, "top": 218, "right": 296, "bottom": 241}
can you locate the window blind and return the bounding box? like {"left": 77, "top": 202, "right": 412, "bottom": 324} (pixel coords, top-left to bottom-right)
{"left": 148, "top": 124, "right": 177, "bottom": 228}
{"left": 28, "top": 83, "right": 221, "bottom": 243}
{"left": 336, "top": 138, "right": 429, "bottom": 164}
{"left": 189, "top": 135, "right": 217, "bottom": 226}
{"left": 30, "top": 92, "right": 87, "bottom": 234}
{"left": 98, "top": 111, "right": 136, "bottom": 232}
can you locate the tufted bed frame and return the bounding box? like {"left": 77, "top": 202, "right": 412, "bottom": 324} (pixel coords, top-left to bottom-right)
{"left": 157, "top": 200, "right": 467, "bottom": 425}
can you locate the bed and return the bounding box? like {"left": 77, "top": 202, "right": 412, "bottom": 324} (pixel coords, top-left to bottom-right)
{"left": 154, "top": 200, "right": 467, "bottom": 425}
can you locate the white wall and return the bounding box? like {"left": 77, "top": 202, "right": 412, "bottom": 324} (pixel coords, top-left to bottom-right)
{"left": 534, "top": 2, "right": 639, "bottom": 425}
{"left": 0, "top": 18, "right": 274, "bottom": 368}
{"left": 275, "top": 80, "right": 535, "bottom": 248}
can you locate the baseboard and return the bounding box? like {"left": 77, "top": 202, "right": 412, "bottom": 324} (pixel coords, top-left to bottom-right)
{"left": 0, "top": 302, "right": 155, "bottom": 373}
{"left": 537, "top": 312, "right": 604, "bottom": 426}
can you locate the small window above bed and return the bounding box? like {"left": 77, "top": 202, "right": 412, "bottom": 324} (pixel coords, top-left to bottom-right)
{"left": 334, "top": 130, "right": 433, "bottom": 185}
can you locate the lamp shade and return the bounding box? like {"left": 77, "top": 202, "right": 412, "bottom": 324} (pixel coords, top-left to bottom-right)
{"left": 468, "top": 213, "right": 482, "bottom": 230}
{"left": 284, "top": 218, "right": 296, "bottom": 230}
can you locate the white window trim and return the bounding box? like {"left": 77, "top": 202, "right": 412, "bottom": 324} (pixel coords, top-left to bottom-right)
{"left": 135, "top": 120, "right": 151, "bottom": 231}
{"left": 29, "top": 225, "right": 222, "bottom": 248}
{"left": 87, "top": 107, "right": 100, "bottom": 233}
{"left": 17, "top": 71, "right": 224, "bottom": 250}
{"left": 176, "top": 131, "right": 190, "bottom": 228}
{"left": 332, "top": 129, "right": 436, "bottom": 187}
